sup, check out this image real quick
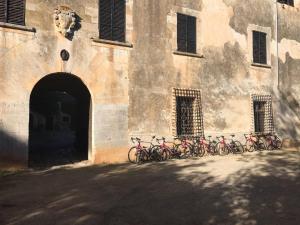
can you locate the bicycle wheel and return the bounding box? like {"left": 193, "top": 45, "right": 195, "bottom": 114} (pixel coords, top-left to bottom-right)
{"left": 275, "top": 138, "right": 282, "bottom": 150}
{"left": 149, "top": 146, "right": 161, "bottom": 161}
{"left": 160, "top": 148, "right": 170, "bottom": 161}
{"left": 136, "top": 150, "right": 148, "bottom": 164}
{"left": 191, "top": 144, "right": 201, "bottom": 157}
{"left": 177, "top": 144, "right": 191, "bottom": 158}
{"left": 234, "top": 141, "right": 244, "bottom": 154}
{"left": 198, "top": 144, "right": 206, "bottom": 157}
{"left": 171, "top": 145, "right": 181, "bottom": 159}
{"left": 216, "top": 142, "right": 229, "bottom": 156}
{"left": 257, "top": 139, "right": 266, "bottom": 151}
{"left": 211, "top": 142, "right": 218, "bottom": 155}
{"left": 245, "top": 140, "right": 254, "bottom": 152}
{"left": 128, "top": 147, "right": 138, "bottom": 163}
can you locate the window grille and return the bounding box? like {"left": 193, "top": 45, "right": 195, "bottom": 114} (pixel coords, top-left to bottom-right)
{"left": 251, "top": 94, "right": 274, "bottom": 134}
{"left": 177, "top": 13, "right": 196, "bottom": 54}
{"left": 253, "top": 101, "right": 266, "bottom": 133}
{"left": 0, "top": 0, "right": 25, "bottom": 26}
{"left": 253, "top": 31, "right": 267, "bottom": 64}
{"left": 172, "top": 88, "right": 204, "bottom": 137}
{"left": 99, "top": 0, "right": 126, "bottom": 42}
{"left": 176, "top": 97, "right": 194, "bottom": 136}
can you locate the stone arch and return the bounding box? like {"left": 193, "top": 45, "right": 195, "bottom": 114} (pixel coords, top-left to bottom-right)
{"left": 28, "top": 73, "right": 91, "bottom": 167}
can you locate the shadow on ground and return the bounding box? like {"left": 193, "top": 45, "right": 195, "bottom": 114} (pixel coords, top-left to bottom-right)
{"left": 0, "top": 150, "right": 299, "bottom": 225}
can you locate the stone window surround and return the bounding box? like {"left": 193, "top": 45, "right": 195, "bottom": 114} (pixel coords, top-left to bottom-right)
{"left": 168, "top": 6, "right": 203, "bottom": 58}
{"left": 92, "top": 0, "right": 133, "bottom": 48}
{"left": 250, "top": 94, "right": 274, "bottom": 133}
{"left": 247, "top": 24, "right": 272, "bottom": 68}
{"left": 172, "top": 88, "right": 204, "bottom": 137}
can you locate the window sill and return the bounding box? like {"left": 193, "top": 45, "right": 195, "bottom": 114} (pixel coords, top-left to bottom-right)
{"left": 173, "top": 51, "right": 204, "bottom": 59}
{"left": 251, "top": 63, "right": 271, "bottom": 69}
{"left": 92, "top": 38, "right": 133, "bottom": 48}
{"left": 0, "top": 22, "right": 36, "bottom": 33}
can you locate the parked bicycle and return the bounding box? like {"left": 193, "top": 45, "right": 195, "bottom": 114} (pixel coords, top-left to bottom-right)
{"left": 156, "top": 137, "right": 181, "bottom": 160}
{"left": 193, "top": 136, "right": 218, "bottom": 157}
{"left": 263, "top": 133, "right": 282, "bottom": 150}
{"left": 176, "top": 136, "right": 198, "bottom": 158}
{"left": 128, "top": 136, "right": 161, "bottom": 164}
{"left": 244, "top": 133, "right": 266, "bottom": 152}
{"left": 216, "top": 135, "right": 244, "bottom": 156}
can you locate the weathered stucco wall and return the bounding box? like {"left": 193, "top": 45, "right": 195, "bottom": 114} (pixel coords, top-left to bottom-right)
{"left": 276, "top": 0, "right": 300, "bottom": 143}
{"left": 0, "top": 0, "right": 299, "bottom": 167}
{"left": 129, "top": 0, "right": 277, "bottom": 138}
{"left": 0, "top": 0, "right": 133, "bottom": 166}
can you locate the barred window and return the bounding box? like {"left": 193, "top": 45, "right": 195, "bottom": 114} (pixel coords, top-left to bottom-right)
{"left": 177, "top": 13, "right": 196, "bottom": 54}
{"left": 0, "top": 0, "right": 25, "bottom": 26}
{"left": 253, "top": 31, "right": 267, "bottom": 64}
{"left": 99, "top": 0, "right": 126, "bottom": 42}
{"left": 173, "top": 89, "right": 204, "bottom": 137}
{"left": 277, "top": 0, "right": 294, "bottom": 6}
{"left": 253, "top": 101, "right": 266, "bottom": 133}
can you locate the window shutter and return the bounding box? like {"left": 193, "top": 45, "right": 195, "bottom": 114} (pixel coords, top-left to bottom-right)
{"left": 259, "top": 32, "right": 267, "bottom": 64}
{"left": 253, "top": 31, "right": 261, "bottom": 63}
{"left": 112, "top": 0, "right": 125, "bottom": 42}
{"left": 177, "top": 13, "right": 187, "bottom": 52}
{"left": 7, "top": 0, "right": 25, "bottom": 25}
{"left": 0, "top": 0, "right": 6, "bottom": 23}
{"left": 99, "top": 0, "right": 113, "bottom": 40}
{"left": 278, "top": 0, "right": 294, "bottom": 6}
{"left": 187, "top": 16, "right": 196, "bottom": 54}
{"left": 253, "top": 31, "right": 267, "bottom": 64}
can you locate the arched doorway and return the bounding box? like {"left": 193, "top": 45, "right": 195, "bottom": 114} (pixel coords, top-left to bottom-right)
{"left": 29, "top": 73, "right": 91, "bottom": 167}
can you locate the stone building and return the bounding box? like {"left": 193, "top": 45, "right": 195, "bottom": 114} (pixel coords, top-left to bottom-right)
{"left": 0, "top": 0, "right": 299, "bottom": 168}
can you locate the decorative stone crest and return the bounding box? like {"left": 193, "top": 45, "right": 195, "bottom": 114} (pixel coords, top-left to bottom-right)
{"left": 54, "top": 6, "right": 76, "bottom": 38}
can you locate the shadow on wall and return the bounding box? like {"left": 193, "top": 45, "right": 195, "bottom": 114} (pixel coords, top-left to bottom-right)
{"left": 0, "top": 128, "right": 27, "bottom": 169}
{"left": 0, "top": 150, "right": 299, "bottom": 225}
{"left": 276, "top": 90, "right": 300, "bottom": 144}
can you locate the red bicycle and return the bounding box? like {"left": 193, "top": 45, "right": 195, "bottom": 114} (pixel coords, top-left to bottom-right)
{"left": 244, "top": 133, "right": 266, "bottom": 152}
{"left": 128, "top": 136, "right": 161, "bottom": 164}
{"left": 156, "top": 137, "right": 181, "bottom": 160}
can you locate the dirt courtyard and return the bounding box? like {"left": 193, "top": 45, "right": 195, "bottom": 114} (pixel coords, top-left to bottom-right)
{"left": 0, "top": 150, "right": 300, "bottom": 225}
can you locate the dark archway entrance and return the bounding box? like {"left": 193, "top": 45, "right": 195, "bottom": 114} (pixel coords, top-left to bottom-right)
{"left": 29, "top": 73, "right": 91, "bottom": 167}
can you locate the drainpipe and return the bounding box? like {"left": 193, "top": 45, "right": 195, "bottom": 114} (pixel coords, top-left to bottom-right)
{"left": 275, "top": 0, "right": 280, "bottom": 92}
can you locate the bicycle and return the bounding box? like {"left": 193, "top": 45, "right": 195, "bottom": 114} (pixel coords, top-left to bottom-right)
{"left": 176, "top": 136, "right": 195, "bottom": 158}
{"left": 156, "top": 137, "right": 181, "bottom": 160}
{"left": 128, "top": 136, "right": 161, "bottom": 164}
{"left": 193, "top": 136, "right": 217, "bottom": 157}
{"left": 216, "top": 136, "right": 229, "bottom": 156}
{"left": 244, "top": 133, "right": 266, "bottom": 152}
{"left": 263, "top": 133, "right": 283, "bottom": 150}
{"left": 227, "top": 135, "right": 244, "bottom": 154}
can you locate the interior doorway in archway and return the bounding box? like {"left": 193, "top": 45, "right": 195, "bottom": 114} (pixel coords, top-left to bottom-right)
{"left": 29, "top": 73, "right": 91, "bottom": 168}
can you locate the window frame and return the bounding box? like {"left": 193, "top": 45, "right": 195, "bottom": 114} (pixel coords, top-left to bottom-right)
{"left": 177, "top": 13, "right": 197, "bottom": 54}
{"left": 172, "top": 88, "right": 204, "bottom": 137}
{"left": 248, "top": 25, "right": 271, "bottom": 68}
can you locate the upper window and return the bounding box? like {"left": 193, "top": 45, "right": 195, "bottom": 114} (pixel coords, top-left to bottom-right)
{"left": 277, "top": 0, "right": 294, "bottom": 6}
{"left": 177, "top": 13, "right": 196, "bottom": 54}
{"left": 99, "top": 0, "right": 126, "bottom": 42}
{"left": 0, "top": 0, "right": 25, "bottom": 26}
{"left": 253, "top": 31, "right": 267, "bottom": 65}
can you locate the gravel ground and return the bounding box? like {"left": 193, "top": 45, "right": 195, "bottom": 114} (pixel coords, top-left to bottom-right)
{"left": 0, "top": 149, "right": 299, "bottom": 225}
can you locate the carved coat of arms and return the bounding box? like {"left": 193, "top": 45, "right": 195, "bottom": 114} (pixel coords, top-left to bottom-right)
{"left": 54, "top": 6, "right": 76, "bottom": 37}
